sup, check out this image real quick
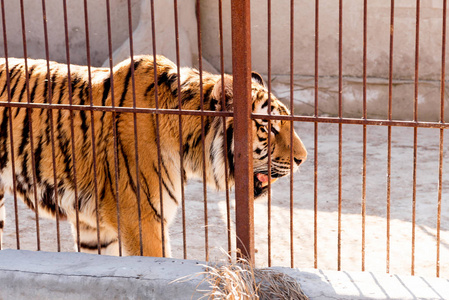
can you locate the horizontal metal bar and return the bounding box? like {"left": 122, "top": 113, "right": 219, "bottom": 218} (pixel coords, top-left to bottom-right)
{"left": 0, "top": 101, "right": 233, "bottom": 117}
{"left": 252, "top": 114, "right": 449, "bottom": 129}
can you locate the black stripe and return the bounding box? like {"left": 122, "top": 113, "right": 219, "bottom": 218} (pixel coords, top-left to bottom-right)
{"left": 0, "top": 220, "right": 3, "bottom": 229}
{"left": 14, "top": 65, "right": 37, "bottom": 117}
{"left": 162, "top": 178, "right": 178, "bottom": 205}
{"left": 18, "top": 109, "right": 30, "bottom": 156}
{"left": 103, "top": 156, "right": 115, "bottom": 200}
{"left": 9, "top": 65, "right": 25, "bottom": 99}
{"left": 226, "top": 124, "right": 234, "bottom": 180}
{"left": 119, "top": 65, "right": 132, "bottom": 107}
{"left": 80, "top": 239, "right": 117, "bottom": 251}
{"left": 152, "top": 163, "right": 178, "bottom": 206}
{"left": 181, "top": 88, "right": 197, "bottom": 105}
{"left": 141, "top": 172, "right": 162, "bottom": 221}
{"left": 21, "top": 152, "right": 29, "bottom": 187}
{"left": 118, "top": 59, "right": 142, "bottom": 107}
{"left": 161, "top": 159, "right": 174, "bottom": 188}
{"left": 29, "top": 72, "right": 40, "bottom": 103}
{"left": 41, "top": 183, "right": 66, "bottom": 218}
{"left": 119, "top": 141, "right": 137, "bottom": 196}
{"left": 209, "top": 140, "right": 221, "bottom": 189}
{"left": 34, "top": 134, "right": 44, "bottom": 183}
{"left": 261, "top": 100, "right": 268, "bottom": 109}
{"left": 78, "top": 82, "right": 89, "bottom": 145}
{"left": 100, "top": 77, "right": 111, "bottom": 122}
{"left": 0, "top": 108, "right": 9, "bottom": 169}
{"left": 0, "top": 64, "right": 19, "bottom": 97}
{"left": 58, "top": 75, "right": 68, "bottom": 104}
{"left": 144, "top": 82, "right": 155, "bottom": 97}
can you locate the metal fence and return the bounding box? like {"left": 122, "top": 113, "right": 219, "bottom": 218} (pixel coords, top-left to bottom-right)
{"left": 0, "top": 0, "right": 448, "bottom": 278}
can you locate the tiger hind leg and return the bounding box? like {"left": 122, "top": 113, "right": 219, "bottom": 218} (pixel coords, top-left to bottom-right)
{"left": 0, "top": 179, "right": 5, "bottom": 250}
{"left": 71, "top": 221, "right": 123, "bottom": 256}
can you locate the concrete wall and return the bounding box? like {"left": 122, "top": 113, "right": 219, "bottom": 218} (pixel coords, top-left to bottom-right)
{"left": 0, "top": 0, "right": 141, "bottom": 67}
{"left": 201, "top": 0, "right": 449, "bottom": 80}
{"left": 201, "top": 0, "right": 449, "bottom": 121}
{"left": 0, "top": 0, "right": 447, "bottom": 120}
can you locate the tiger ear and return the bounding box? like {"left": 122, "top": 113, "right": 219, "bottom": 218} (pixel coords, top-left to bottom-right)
{"left": 251, "top": 71, "right": 266, "bottom": 87}
{"left": 212, "top": 74, "right": 233, "bottom": 107}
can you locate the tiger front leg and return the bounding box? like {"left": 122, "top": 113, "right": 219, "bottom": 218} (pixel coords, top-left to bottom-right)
{"left": 119, "top": 210, "right": 171, "bottom": 257}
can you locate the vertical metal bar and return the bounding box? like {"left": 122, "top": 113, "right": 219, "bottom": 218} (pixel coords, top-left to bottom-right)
{"left": 126, "top": 0, "right": 144, "bottom": 256}
{"left": 361, "top": 0, "right": 368, "bottom": 272}
{"left": 173, "top": 0, "right": 187, "bottom": 260}
{"left": 0, "top": 0, "right": 21, "bottom": 250}
{"left": 231, "top": 0, "right": 254, "bottom": 261}
{"left": 436, "top": 0, "right": 446, "bottom": 278}
{"left": 0, "top": 0, "right": 20, "bottom": 250}
{"left": 40, "top": 0, "right": 61, "bottom": 252}
{"left": 386, "top": 0, "right": 395, "bottom": 274}
{"left": 82, "top": 0, "right": 101, "bottom": 255}
{"left": 337, "top": 0, "right": 343, "bottom": 271}
{"left": 218, "top": 0, "right": 232, "bottom": 257}
{"left": 411, "top": 0, "right": 420, "bottom": 276}
{"left": 195, "top": 0, "right": 209, "bottom": 262}
{"left": 62, "top": 0, "right": 81, "bottom": 252}
{"left": 267, "top": 0, "right": 272, "bottom": 268}
{"left": 19, "top": 0, "right": 41, "bottom": 251}
{"left": 314, "top": 0, "right": 320, "bottom": 270}
{"left": 289, "top": 0, "right": 295, "bottom": 269}
{"left": 149, "top": 0, "right": 166, "bottom": 258}
{"left": 105, "top": 0, "right": 122, "bottom": 256}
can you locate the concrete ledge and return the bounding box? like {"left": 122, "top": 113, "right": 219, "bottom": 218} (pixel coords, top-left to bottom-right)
{"left": 0, "top": 250, "right": 207, "bottom": 300}
{"left": 1, "top": 250, "right": 448, "bottom": 299}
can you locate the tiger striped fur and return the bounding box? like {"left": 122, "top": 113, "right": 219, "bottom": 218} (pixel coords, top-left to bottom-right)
{"left": 0, "top": 55, "right": 307, "bottom": 256}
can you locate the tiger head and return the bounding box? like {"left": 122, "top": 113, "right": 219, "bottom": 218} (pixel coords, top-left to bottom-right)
{"left": 211, "top": 72, "right": 307, "bottom": 200}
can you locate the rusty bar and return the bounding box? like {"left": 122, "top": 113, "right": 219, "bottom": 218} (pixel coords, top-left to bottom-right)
{"left": 62, "top": 0, "right": 81, "bottom": 252}
{"left": 149, "top": 0, "right": 166, "bottom": 258}
{"left": 411, "top": 0, "right": 420, "bottom": 276}
{"left": 436, "top": 0, "right": 446, "bottom": 278}
{"left": 314, "top": 0, "right": 320, "bottom": 270}
{"left": 361, "top": 0, "right": 368, "bottom": 272}
{"left": 126, "top": 0, "right": 144, "bottom": 256}
{"left": 0, "top": 102, "right": 232, "bottom": 116}
{"left": 267, "top": 0, "right": 272, "bottom": 267}
{"left": 289, "top": 0, "right": 295, "bottom": 268}
{"left": 173, "top": 0, "right": 187, "bottom": 260}
{"left": 19, "top": 0, "right": 41, "bottom": 251}
{"left": 218, "top": 0, "right": 232, "bottom": 257}
{"left": 105, "top": 0, "right": 123, "bottom": 256}
{"left": 195, "top": 0, "right": 209, "bottom": 262}
{"left": 4, "top": 99, "right": 449, "bottom": 129}
{"left": 231, "top": 0, "right": 254, "bottom": 261}
{"left": 40, "top": 0, "right": 61, "bottom": 252}
{"left": 82, "top": 0, "right": 102, "bottom": 255}
{"left": 0, "top": 0, "right": 20, "bottom": 250}
{"left": 337, "top": 0, "right": 343, "bottom": 271}
{"left": 386, "top": 0, "right": 395, "bottom": 274}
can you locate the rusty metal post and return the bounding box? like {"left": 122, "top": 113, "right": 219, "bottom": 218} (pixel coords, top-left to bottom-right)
{"left": 231, "top": 0, "right": 254, "bottom": 261}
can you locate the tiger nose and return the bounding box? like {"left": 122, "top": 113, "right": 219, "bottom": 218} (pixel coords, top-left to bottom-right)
{"left": 294, "top": 157, "right": 304, "bottom": 166}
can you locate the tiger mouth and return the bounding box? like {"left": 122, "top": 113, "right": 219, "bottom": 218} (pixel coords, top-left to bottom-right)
{"left": 254, "top": 172, "right": 281, "bottom": 199}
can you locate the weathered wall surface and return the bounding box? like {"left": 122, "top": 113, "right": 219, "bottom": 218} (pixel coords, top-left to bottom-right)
{"left": 0, "top": 0, "right": 140, "bottom": 67}
{"left": 201, "top": 0, "right": 449, "bottom": 121}
{"left": 0, "top": 1, "right": 447, "bottom": 120}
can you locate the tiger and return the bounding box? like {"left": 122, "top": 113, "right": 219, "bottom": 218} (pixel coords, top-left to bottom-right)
{"left": 0, "top": 55, "right": 307, "bottom": 257}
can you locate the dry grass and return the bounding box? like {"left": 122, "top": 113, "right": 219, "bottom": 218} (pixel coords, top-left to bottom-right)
{"left": 189, "top": 251, "right": 309, "bottom": 300}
